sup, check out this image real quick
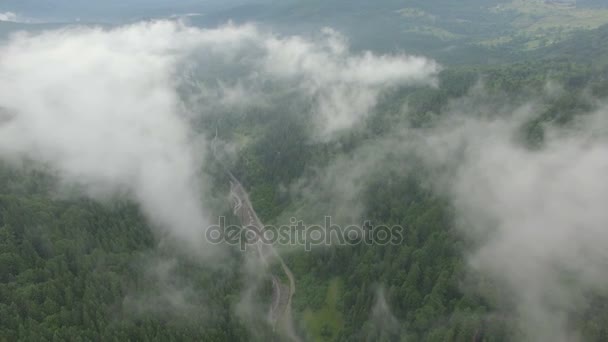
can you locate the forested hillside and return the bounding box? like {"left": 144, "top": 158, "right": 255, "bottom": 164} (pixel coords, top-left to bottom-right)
{"left": 229, "top": 54, "right": 608, "bottom": 340}
{"left": 0, "top": 165, "right": 251, "bottom": 341}
{"left": 2, "top": 3, "right": 608, "bottom": 342}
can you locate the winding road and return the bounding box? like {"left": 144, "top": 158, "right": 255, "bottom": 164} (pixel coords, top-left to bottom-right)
{"left": 214, "top": 130, "right": 298, "bottom": 340}
{"left": 228, "top": 173, "right": 299, "bottom": 341}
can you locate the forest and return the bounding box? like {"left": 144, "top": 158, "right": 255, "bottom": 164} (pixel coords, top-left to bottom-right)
{"left": 2, "top": 5, "right": 608, "bottom": 342}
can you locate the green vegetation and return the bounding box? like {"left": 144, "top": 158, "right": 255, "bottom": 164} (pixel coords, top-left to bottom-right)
{"left": 303, "top": 278, "right": 344, "bottom": 342}
{"left": 4, "top": 4, "right": 608, "bottom": 341}
{"left": 234, "top": 0, "right": 608, "bottom": 63}
{"left": 228, "top": 24, "right": 608, "bottom": 340}
{"left": 482, "top": 0, "right": 608, "bottom": 49}
{"left": 0, "top": 164, "right": 249, "bottom": 341}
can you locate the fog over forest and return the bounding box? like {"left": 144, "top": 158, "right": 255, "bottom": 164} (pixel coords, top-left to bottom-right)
{"left": 2, "top": 1, "right": 608, "bottom": 341}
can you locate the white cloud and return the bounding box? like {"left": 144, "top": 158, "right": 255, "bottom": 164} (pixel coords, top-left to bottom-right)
{"left": 0, "top": 21, "right": 212, "bottom": 253}
{"left": 0, "top": 12, "right": 26, "bottom": 23}
{"left": 445, "top": 112, "right": 608, "bottom": 341}
{"left": 4, "top": 16, "right": 607, "bottom": 340}
{"left": 261, "top": 28, "right": 439, "bottom": 140}
{"left": 0, "top": 19, "right": 438, "bottom": 255}
{"left": 405, "top": 96, "right": 608, "bottom": 341}
{"left": 294, "top": 90, "right": 608, "bottom": 340}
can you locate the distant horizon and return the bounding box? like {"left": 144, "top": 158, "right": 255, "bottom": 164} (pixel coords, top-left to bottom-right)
{"left": 0, "top": 0, "right": 268, "bottom": 23}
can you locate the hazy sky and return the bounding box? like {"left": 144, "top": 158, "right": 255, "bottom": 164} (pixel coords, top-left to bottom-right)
{"left": 0, "top": 0, "right": 266, "bottom": 22}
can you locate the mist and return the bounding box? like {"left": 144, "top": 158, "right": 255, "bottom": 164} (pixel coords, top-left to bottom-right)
{"left": 0, "top": 20, "right": 442, "bottom": 339}
{"left": 0, "top": 18, "right": 437, "bottom": 247}
{"left": 0, "top": 13, "right": 20, "bottom": 23}
{"left": 0, "top": 21, "right": 213, "bottom": 255}
{"left": 2, "top": 1, "right": 608, "bottom": 341}
{"left": 295, "top": 87, "right": 608, "bottom": 340}
{"left": 5, "top": 17, "right": 602, "bottom": 342}
{"left": 438, "top": 105, "right": 608, "bottom": 341}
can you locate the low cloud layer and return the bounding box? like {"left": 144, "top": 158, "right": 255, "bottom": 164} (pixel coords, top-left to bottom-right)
{"left": 0, "top": 12, "right": 30, "bottom": 23}
{"left": 0, "top": 21, "right": 437, "bottom": 337}
{"left": 0, "top": 20, "right": 438, "bottom": 253}
{"left": 436, "top": 107, "right": 608, "bottom": 341}
{"left": 260, "top": 27, "right": 439, "bottom": 140}
{"left": 0, "top": 21, "right": 211, "bottom": 253}
{"left": 0, "top": 12, "right": 18, "bottom": 22}
{"left": 363, "top": 288, "right": 404, "bottom": 341}
{"left": 302, "top": 91, "right": 608, "bottom": 340}
{"left": 1, "top": 15, "right": 606, "bottom": 342}
{"left": 180, "top": 25, "right": 439, "bottom": 141}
